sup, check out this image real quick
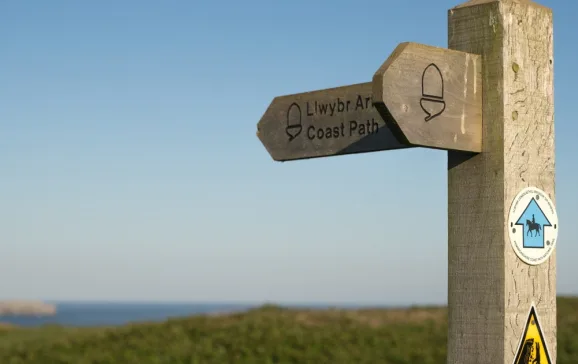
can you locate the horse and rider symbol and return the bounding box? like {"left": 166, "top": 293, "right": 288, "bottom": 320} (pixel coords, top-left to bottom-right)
{"left": 514, "top": 197, "right": 552, "bottom": 249}
{"left": 526, "top": 214, "right": 542, "bottom": 238}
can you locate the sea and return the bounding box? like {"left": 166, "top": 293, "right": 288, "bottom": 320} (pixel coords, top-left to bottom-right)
{"left": 0, "top": 302, "right": 379, "bottom": 328}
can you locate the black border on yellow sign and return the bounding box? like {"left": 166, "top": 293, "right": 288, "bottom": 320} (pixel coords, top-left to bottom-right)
{"left": 512, "top": 303, "right": 552, "bottom": 364}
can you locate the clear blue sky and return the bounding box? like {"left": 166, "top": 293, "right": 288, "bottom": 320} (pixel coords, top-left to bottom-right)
{"left": 1, "top": 0, "right": 576, "bottom": 305}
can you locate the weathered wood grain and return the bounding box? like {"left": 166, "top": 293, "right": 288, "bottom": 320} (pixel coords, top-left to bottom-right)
{"left": 447, "top": 0, "right": 555, "bottom": 363}
{"left": 257, "top": 83, "right": 411, "bottom": 162}
{"left": 372, "top": 42, "right": 482, "bottom": 153}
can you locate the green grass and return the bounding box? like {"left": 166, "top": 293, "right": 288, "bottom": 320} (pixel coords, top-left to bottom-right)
{"left": 0, "top": 297, "right": 577, "bottom": 363}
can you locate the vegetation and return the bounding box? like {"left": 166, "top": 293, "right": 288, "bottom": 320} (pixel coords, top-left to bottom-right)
{"left": 0, "top": 297, "right": 577, "bottom": 363}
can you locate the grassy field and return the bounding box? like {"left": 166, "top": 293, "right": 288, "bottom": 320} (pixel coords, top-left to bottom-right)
{"left": 0, "top": 297, "right": 577, "bottom": 364}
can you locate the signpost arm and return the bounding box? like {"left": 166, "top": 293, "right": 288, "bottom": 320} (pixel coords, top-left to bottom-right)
{"left": 447, "top": 1, "right": 556, "bottom": 363}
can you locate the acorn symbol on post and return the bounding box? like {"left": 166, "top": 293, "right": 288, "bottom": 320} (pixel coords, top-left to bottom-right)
{"left": 285, "top": 102, "right": 302, "bottom": 141}
{"left": 420, "top": 63, "right": 446, "bottom": 122}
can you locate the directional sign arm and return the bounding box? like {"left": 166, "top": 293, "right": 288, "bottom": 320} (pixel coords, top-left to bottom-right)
{"left": 372, "top": 42, "right": 483, "bottom": 153}
{"left": 257, "top": 82, "right": 412, "bottom": 162}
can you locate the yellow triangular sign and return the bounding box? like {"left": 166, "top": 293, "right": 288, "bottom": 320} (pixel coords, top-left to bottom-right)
{"left": 513, "top": 304, "right": 552, "bottom": 364}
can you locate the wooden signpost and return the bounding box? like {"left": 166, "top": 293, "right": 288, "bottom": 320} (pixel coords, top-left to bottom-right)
{"left": 256, "top": 0, "right": 557, "bottom": 363}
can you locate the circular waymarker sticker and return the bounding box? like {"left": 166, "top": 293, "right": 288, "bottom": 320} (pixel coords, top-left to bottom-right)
{"left": 508, "top": 186, "right": 558, "bottom": 266}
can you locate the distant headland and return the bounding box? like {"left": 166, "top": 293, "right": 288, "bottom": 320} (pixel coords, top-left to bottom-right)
{"left": 0, "top": 301, "right": 56, "bottom": 316}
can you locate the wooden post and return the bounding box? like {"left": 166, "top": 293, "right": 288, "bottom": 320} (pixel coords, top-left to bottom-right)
{"left": 255, "top": 1, "right": 558, "bottom": 362}
{"left": 447, "top": 1, "right": 556, "bottom": 363}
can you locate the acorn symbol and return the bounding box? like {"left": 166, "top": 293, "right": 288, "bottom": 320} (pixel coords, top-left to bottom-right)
{"left": 420, "top": 63, "right": 446, "bottom": 122}
{"left": 285, "top": 102, "right": 302, "bottom": 141}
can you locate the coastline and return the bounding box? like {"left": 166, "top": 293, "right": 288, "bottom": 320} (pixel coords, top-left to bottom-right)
{"left": 0, "top": 301, "right": 56, "bottom": 317}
